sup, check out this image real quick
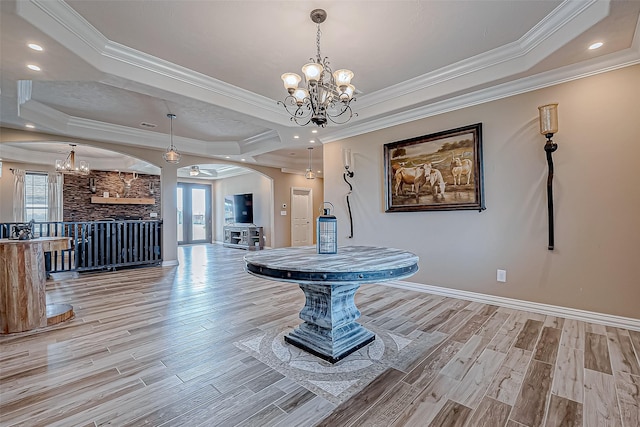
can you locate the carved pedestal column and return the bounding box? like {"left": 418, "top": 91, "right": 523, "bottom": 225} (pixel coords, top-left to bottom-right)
{"left": 284, "top": 282, "right": 375, "bottom": 363}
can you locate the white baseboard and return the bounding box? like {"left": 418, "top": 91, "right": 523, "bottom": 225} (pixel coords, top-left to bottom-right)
{"left": 161, "top": 260, "right": 179, "bottom": 267}
{"left": 385, "top": 280, "right": 640, "bottom": 332}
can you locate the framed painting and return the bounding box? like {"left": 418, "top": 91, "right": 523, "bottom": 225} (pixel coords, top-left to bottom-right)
{"left": 384, "top": 123, "right": 485, "bottom": 212}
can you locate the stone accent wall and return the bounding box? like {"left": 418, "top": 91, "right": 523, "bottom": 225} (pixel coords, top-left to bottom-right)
{"left": 63, "top": 171, "right": 161, "bottom": 221}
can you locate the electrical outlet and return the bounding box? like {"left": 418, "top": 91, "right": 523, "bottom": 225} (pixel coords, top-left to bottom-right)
{"left": 497, "top": 269, "right": 507, "bottom": 283}
{"left": 150, "top": 212, "right": 158, "bottom": 218}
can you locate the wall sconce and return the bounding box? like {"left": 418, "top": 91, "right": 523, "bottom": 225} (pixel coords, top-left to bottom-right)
{"left": 342, "top": 148, "right": 354, "bottom": 238}
{"left": 149, "top": 182, "right": 155, "bottom": 196}
{"left": 538, "top": 103, "right": 559, "bottom": 250}
{"left": 89, "top": 177, "right": 96, "bottom": 193}
{"left": 343, "top": 148, "right": 354, "bottom": 178}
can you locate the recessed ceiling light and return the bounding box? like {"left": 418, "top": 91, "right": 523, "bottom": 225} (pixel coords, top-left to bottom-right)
{"left": 225, "top": 156, "right": 230, "bottom": 159}
{"left": 310, "top": 140, "right": 315, "bottom": 143}
{"left": 28, "top": 43, "right": 43, "bottom": 51}
{"left": 589, "top": 42, "right": 603, "bottom": 50}
{"left": 241, "top": 158, "right": 246, "bottom": 162}
{"left": 311, "top": 130, "right": 318, "bottom": 134}
{"left": 25, "top": 124, "right": 35, "bottom": 129}
{"left": 27, "top": 64, "right": 41, "bottom": 71}
{"left": 293, "top": 135, "right": 299, "bottom": 139}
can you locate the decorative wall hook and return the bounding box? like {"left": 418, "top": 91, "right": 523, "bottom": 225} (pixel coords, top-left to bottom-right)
{"left": 538, "top": 103, "right": 559, "bottom": 250}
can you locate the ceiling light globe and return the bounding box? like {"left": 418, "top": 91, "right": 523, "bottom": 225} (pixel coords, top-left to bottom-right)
{"left": 163, "top": 149, "right": 181, "bottom": 164}
{"left": 302, "top": 63, "right": 323, "bottom": 84}
{"left": 333, "top": 69, "right": 354, "bottom": 86}
{"left": 293, "top": 88, "right": 309, "bottom": 105}
{"left": 340, "top": 84, "right": 355, "bottom": 101}
{"left": 281, "top": 73, "right": 302, "bottom": 94}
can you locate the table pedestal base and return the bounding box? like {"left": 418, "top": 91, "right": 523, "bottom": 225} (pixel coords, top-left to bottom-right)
{"left": 285, "top": 282, "right": 375, "bottom": 363}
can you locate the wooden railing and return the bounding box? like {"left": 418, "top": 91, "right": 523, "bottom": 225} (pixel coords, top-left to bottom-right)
{"left": 0, "top": 220, "right": 163, "bottom": 273}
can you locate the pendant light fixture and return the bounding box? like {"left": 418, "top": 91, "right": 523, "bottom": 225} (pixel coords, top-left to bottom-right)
{"left": 163, "top": 113, "right": 181, "bottom": 164}
{"left": 55, "top": 143, "right": 90, "bottom": 175}
{"left": 305, "top": 147, "right": 316, "bottom": 179}
{"left": 279, "top": 9, "right": 357, "bottom": 127}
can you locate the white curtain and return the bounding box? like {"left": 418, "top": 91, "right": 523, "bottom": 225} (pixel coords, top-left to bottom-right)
{"left": 47, "top": 172, "right": 63, "bottom": 222}
{"left": 12, "top": 168, "right": 25, "bottom": 222}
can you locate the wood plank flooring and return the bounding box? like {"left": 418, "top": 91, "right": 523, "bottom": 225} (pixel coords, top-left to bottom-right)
{"left": 1, "top": 244, "right": 639, "bottom": 426}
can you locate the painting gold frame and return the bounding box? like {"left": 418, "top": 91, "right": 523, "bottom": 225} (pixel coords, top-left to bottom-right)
{"left": 384, "top": 123, "right": 485, "bottom": 212}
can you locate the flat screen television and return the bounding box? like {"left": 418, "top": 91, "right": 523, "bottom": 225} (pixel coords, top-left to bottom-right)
{"left": 224, "top": 193, "right": 254, "bottom": 224}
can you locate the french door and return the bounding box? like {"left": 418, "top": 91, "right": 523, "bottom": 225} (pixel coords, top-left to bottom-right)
{"left": 177, "top": 183, "right": 211, "bottom": 244}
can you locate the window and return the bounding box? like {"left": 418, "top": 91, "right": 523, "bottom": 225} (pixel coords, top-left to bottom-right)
{"left": 24, "top": 172, "right": 48, "bottom": 222}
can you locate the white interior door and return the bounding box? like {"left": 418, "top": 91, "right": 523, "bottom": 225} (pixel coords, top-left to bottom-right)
{"left": 291, "top": 187, "right": 313, "bottom": 246}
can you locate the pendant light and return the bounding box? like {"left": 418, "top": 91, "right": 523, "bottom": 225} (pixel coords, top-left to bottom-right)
{"left": 305, "top": 147, "right": 316, "bottom": 179}
{"left": 163, "top": 113, "right": 181, "bottom": 164}
{"left": 55, "top": 143, "right": 90, "bottom": 175}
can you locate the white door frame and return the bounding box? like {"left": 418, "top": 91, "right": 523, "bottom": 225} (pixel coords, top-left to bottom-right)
{"left": 290, "top": 187, "right": 313, "bottom": 246}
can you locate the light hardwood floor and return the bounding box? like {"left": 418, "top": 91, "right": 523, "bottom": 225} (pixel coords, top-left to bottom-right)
{"left": 1, "top": 244, "right": 638, "bottom": 426}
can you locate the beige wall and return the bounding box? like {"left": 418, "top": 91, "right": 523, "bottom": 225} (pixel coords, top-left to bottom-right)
{"left": 324, "top": 64, "right": 640, "bottom": 319}
{"left": 214, "top": 171, "right": 324, "bottom": 248}
{"left": 214, "top": 173, "right": 273, "bottom": 246}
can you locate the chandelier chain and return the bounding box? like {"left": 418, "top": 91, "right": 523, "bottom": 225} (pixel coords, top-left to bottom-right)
{"left": 316, "top": 25, "right": 322, "bottom": 62}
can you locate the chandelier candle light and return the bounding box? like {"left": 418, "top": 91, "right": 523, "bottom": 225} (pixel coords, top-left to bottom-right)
{"left": 279, "top": 9, "right": 357, "bottom": 127}
{"left": 55, "top": 144, "right": 90, "bottom": 175}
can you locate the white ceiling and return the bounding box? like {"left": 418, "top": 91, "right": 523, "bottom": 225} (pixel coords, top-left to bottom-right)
{"left": 1, "top": 0, "right": 639, "bottom": 176}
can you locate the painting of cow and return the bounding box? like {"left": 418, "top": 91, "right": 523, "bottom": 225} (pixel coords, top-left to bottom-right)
{"left": 384, "top": 123, "right": 485, "bottom": 212}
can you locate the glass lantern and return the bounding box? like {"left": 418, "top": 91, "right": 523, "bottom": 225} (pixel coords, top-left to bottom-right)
{"left": 317, "top": 202, "right": 337, "bottom": 254}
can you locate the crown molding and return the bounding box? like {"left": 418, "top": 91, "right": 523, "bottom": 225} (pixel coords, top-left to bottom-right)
{"left": 14, "top": 0, "right": 637, "bottom": 155}
{"left": 322, "top": 45, "right": 640, "bottom": 144}
{"left": 356, "top": 0, "right": 609, "bottom": 117}
{"left": 17, "top": 98, "right": 243, "bottom": 156}
{"left": 19, "top": 0, "right": 292, "bottom": 126}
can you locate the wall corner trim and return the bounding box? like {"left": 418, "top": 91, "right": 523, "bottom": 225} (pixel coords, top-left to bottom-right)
{"left": 386, "top": 280, "right": 640, "bottom": 332}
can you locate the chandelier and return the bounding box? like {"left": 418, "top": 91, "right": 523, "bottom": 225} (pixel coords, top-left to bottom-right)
{"left": 279, "top": 9, "right": 356, "bottom": 127}
{"left": 163, "top": 113, "right": 181, "bottom": 163}
{"left": 55, "top": 143, "right": 90, "bottom": 175}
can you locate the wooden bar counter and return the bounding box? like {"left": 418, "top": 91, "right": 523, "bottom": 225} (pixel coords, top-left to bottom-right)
{"left": 0, "top": 237, "right": 73, "bottom": 334}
